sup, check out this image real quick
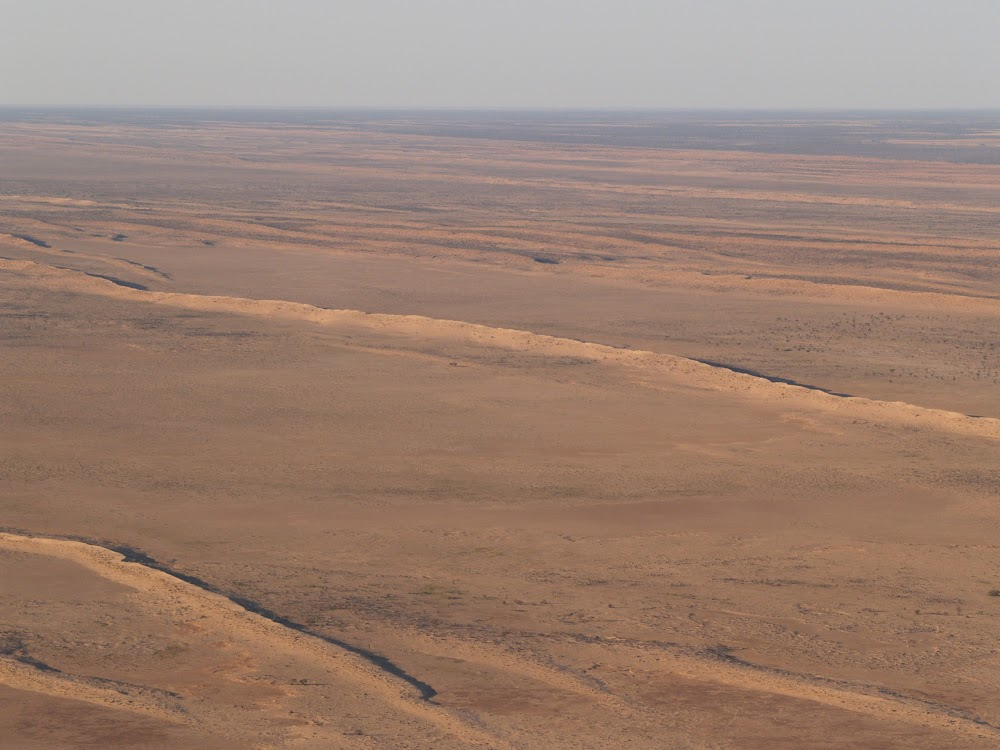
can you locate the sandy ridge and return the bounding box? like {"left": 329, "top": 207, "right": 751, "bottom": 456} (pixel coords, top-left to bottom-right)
{"left": 7, "top": 209, "right": 1000, "bottom": 308}
{"left": 0, "top": 233, "right": 170, "bottom": 281}
{"left": 0, "top": 532, "right": 508, "bottom": 749}
{"left": 4, "top": 257, "right": 998, "bottom": 441}
{"left": 0, "top": 657, "right": 190, "bottom": 728}
{"left": 2, "top": 531, "right": 997, "bottom": 746}
{"left": 376, "top": 625, "right": 1000, "bottom": 744}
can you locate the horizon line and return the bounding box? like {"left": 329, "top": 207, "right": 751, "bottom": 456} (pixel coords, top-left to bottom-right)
{"left": 4, "top": 105, "right": 1000, "bottom": 114}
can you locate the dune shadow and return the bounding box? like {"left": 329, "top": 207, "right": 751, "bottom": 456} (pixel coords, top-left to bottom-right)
{"left": 12, "top": 234, "right": 51, "bottom": 248}
{"left": 692, "top": 359, "right": 854, "bottom": 398}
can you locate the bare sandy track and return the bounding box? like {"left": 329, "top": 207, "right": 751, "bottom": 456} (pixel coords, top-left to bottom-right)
{"left": 3, "top": 257, "right": 997, "bottom": 441}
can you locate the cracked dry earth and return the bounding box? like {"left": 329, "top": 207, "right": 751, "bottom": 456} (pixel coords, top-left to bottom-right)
{"left": 3, "top": 112, "right": 1000, "bottom": 748}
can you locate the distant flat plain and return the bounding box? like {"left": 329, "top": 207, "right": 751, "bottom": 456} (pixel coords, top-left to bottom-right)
{"left": 2, "top": 110, "right": 1000, "bottom": 749}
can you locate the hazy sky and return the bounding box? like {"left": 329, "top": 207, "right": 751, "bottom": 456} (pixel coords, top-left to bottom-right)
{"left": 4, "top": 0, "right": 999, "bottom": 109}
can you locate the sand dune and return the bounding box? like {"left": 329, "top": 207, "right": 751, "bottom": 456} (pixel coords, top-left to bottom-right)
{"left": 3, "top": 256, "right": 997, "bottom": 441}
{"left": 3, "top": 528, "right": 998, "bottom": 749}
{"left": 0, "top": 531, "right": 505, "bottom": 749}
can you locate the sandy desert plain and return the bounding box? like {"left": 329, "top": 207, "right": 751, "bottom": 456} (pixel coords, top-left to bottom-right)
{"left": 1, "top": 109, "right": 1000, "bottom": 749}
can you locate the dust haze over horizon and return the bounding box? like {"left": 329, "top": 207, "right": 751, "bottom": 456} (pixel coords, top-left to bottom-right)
{"left": 3, "top": 0, "right": 1000, "bottom": 109}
